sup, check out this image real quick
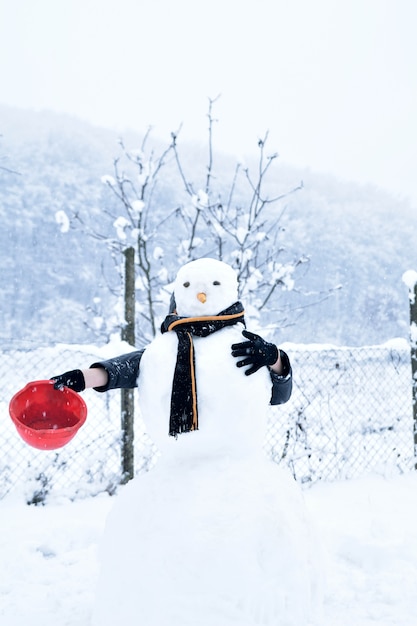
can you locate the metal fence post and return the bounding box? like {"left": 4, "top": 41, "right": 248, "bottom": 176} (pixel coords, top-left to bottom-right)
{"left": 403, "top": 270, "right": 417, "bottom": 469}
{"left": 121, "top": 247, "right": 136, "bottom": 483}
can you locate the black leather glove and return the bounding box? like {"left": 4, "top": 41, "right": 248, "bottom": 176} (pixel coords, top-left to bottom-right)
{"left": 231, "top": 330, "right": 279, "bottom": 376}
{"left": 51, "top": 369, "right": 86, "bottom": 392}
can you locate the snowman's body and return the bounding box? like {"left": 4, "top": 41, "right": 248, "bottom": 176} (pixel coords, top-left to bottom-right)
{"left": 138, "top": 324, "right": 271, "bottom": 460}
{"left": 92, "top": 259, "right": 321, "bottom": 626}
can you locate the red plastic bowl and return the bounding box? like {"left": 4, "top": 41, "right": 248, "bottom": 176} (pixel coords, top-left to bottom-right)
{"left": 9, "top": 380, "right": 87, "bottom": 450}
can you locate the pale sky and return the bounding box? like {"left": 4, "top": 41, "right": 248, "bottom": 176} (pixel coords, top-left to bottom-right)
{"left": 1, "top": 0, "right": 416, "bottom": 204}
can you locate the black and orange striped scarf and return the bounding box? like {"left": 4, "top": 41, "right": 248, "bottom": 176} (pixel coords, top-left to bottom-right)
{"left": 160, "top": 301, "right": 245, "bottom": 437}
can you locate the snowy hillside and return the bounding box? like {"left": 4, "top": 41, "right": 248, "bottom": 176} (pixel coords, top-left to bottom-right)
{"left": 1, "top": 105, "right": 416, "bottom": 348}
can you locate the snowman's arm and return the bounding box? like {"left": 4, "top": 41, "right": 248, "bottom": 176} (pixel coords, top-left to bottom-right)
{"left": 88, "top": 349, "right": 145, "bottom": 392}
{"left": 269, "top": 349, "right": 292, "bottom": 405}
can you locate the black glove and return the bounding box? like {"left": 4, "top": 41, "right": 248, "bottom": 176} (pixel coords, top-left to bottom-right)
{"left": 231, "top": 330, "right": 279, "bottom": 376}
{"left": 51, "top": 369, "right": 86, "bottom": 392}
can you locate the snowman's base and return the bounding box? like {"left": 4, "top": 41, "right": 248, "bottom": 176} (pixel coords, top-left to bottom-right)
{"left": 92, "top": 456, "right": 323, "bottom": 626}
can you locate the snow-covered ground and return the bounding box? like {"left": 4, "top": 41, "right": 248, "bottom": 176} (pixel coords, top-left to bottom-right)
{"left": 1, "top": 471, "right": 416, "bottom": 626}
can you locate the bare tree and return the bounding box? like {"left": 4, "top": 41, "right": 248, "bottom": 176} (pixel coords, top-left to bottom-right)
{"left": 101, "top": 130, "right": 177, "bottom": 340}
{"left": 170, "top": 97, "right": 306, "bottom": 328}
{"left": 69, "top": 98, "right": 307, "bottom": 343}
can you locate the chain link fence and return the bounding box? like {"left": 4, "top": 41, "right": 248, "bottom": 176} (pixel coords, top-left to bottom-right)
{"left": 0, "top": 343, "right": 157, "bottom": 503}
{"left": 265, "top": 341, "right": 414, "bottom": 483}
{"left": 0, "top": 340, "right": 414, "bottom": 502}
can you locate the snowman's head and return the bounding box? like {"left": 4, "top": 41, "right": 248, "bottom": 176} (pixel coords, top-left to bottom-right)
{"left": 173, "top": 258, "right": 239, "bottom": 317}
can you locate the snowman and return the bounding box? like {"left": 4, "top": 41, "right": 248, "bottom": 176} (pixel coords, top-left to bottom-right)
{"left": 53, "top": 258, "right": 322, "bottom": 625}
{"left": 136, "top": 257, "right": 290, "bottom": 460}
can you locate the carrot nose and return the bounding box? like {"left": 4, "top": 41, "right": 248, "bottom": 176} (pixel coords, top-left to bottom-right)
{"left": 197, "top": 292, "right": 207, "bottom": 303}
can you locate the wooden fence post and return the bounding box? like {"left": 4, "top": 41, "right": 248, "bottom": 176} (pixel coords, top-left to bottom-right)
{"left": 403, "top": 270, "right": 417, "bottom": 469}
{"left": 121, "top": 246, "right": 136, "bottom": 483}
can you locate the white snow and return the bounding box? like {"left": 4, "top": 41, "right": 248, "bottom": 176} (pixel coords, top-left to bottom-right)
{"left": 55, "top": 210, "right": 70, "bottom": 233}
{"left": 402, "top": 270, "right": 417, "bottom": 303}
{"left": 2, "top": 258, "right": 416, "bottom": 624}
{"left": 152, "top": 245, "right": 164, "bottom": 260}
{"left": 100, "top": 175, "right": 115, "bottom": 186}
{"left": 131, "top": 199, "right": 144, "bottom": 216}
{"left": 1, "top": 472, "right": 417, "bottom": 625}
{"left": 402, "top": 270, "right": 417, "bottom": 291}
{"left": 113, "top": 216, "right": 129, "bottom": 240}
{"left": 192, "top": 189, "right": 209, "bottom": 208}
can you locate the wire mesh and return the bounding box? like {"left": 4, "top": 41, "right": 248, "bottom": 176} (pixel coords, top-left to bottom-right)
{"left": 0, "top": 341, "right": 414, "bottom": 501}
{"left": 265, "top": 343, "right": 414, "bottom": 483}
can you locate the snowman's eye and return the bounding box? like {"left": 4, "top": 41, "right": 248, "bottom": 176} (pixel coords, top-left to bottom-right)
{"left": 213, "top": 281, "right": 221, "bottom": 286}
{"left": 183, "top": 281, "right": 190, "bottom": 288}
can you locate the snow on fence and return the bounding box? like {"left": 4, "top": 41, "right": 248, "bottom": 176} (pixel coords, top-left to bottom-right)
{"left": 0, "top": 340, "right": 414, "bottom": 502}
